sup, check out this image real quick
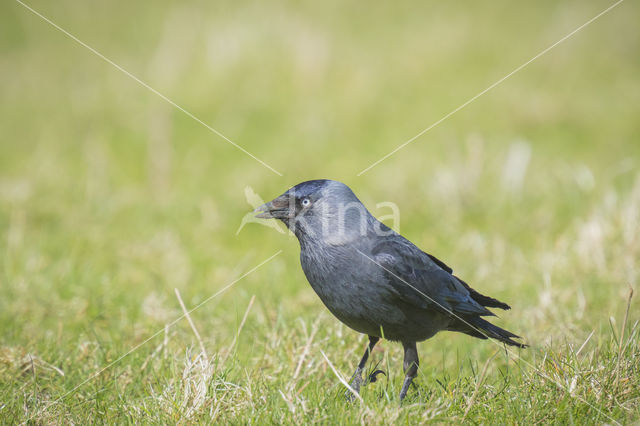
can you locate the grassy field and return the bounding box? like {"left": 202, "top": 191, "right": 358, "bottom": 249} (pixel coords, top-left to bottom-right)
{"left": 1, "top": 0, "right": 639, "bottom": 423}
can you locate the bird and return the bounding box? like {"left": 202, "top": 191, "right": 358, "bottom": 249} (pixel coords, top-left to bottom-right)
{"left": 255, "top": 179, "right": 525, "bottom": 401}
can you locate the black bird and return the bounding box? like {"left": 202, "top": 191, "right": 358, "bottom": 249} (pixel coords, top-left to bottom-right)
{"left": 256, "top": 179, "right": 525, "bottom": 401}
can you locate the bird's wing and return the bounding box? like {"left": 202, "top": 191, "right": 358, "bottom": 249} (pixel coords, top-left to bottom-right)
{"left": 425, "top": 252, "right": 453, "bottom": 274}
{"left": 370, "top": 237, "right": 494, "bottom": 317}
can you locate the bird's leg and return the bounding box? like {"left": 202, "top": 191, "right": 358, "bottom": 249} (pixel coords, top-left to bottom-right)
{"left": 399, "top": 341, "right": 419, "bottom": 401}
{"left": 345, "top": 335, "right": 379, "bottom": 400}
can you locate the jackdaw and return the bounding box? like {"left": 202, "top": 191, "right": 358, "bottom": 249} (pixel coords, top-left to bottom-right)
{"left": 256, "top": 179, "right": 525, "bottom": 401}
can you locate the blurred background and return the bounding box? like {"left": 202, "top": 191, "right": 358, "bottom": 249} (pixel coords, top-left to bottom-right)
{"left": 1, "top": 0, "right": 639, "bottom": 422}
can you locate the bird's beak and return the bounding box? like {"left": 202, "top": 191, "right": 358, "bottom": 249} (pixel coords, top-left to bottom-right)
{"left": 254, "top": 194, "right": 292, "bottom": 219}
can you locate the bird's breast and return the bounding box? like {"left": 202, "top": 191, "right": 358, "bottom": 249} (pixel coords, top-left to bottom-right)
{"left": 298, "top": 244, "right": 404, "bottom": 336}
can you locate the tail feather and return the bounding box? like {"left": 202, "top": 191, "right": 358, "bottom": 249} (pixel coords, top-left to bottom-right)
{"left": 449, "top": 316, "right": 527, "bottom": 348}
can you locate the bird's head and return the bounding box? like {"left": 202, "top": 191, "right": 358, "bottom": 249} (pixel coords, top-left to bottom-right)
{"left": 255, "top": 179, "right": 375, "bottom": 243}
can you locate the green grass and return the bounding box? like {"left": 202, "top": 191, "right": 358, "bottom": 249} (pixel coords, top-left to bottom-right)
{"left": 1, "top": 0, "right": 639, "bottom": 423}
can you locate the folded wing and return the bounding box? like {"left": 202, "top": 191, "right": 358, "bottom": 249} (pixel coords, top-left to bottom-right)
{"left": 371, "top": 237, "right": 494, "bottom": 317}
{"left": 370, "top": 236, "right": 526, "bottom": 348}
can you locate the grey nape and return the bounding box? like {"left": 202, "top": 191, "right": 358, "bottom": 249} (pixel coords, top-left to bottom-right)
{"left": 256, "top": 179, "right": 526, "bottom": 401}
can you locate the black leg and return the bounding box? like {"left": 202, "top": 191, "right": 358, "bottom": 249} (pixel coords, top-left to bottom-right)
{"left": 345, "top": 335, "right": 380, "bottom": 400}
{"left": 399, "top": 341, "right": 419, "bottom": 401}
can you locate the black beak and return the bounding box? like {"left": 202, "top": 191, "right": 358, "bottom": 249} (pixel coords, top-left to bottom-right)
{"left": 254, "top": 194, "right": 292, "bottom": 219}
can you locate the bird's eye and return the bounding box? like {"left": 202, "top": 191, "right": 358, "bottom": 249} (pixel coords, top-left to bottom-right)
{"left": 301, "top": 197, "right": 311, "bottom": 207}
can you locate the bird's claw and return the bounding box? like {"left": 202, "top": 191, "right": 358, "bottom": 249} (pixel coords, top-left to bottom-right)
{"left": 368, "top": 369, "right": 386, "bottom": 383}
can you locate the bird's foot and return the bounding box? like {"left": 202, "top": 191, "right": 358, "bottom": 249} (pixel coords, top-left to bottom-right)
{"left": 345, "top": 369, "right": 363, "bottom": 402}
{"left": 345, "top": 362, "right": 386, "bottom": 401}
{"left": 344, "top": 387, "right": 360, "bottom": 403}
{"left": 367, "top": 369, "right": 386, "bottom": 383}
{"left": 398, "top": 375, "right": 416, "bottom": 402}
{"left": 365, "top": 360, "right": 386, "bottom": 384}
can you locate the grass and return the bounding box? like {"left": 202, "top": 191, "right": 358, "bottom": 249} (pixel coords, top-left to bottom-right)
{"left": 1, "top": 0, "right": 639, "bottom": 423}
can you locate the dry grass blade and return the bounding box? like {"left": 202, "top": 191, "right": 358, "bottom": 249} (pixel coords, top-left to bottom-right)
{"left": 576, "top": 330, "right": 595, "bottom": 356}
{"left": 223, "top": 295, "right": 256, "bottom": 362}
{"left": 293, "top": 316, "right": 320, "bottom": 380}
{"left": 320, "top": 350, "right": 363, "bottom": 404}
{"left": 175, "top": 288, "right": 208, "bottom": 361}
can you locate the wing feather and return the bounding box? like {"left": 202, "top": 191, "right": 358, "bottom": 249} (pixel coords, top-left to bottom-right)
{"left": 371, "top": 237, "right": 493, "bottom": 317}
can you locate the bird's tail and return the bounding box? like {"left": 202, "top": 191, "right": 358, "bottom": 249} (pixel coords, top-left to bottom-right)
{"left": 448, "top": 316, "right": 527, "bottom": 348}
